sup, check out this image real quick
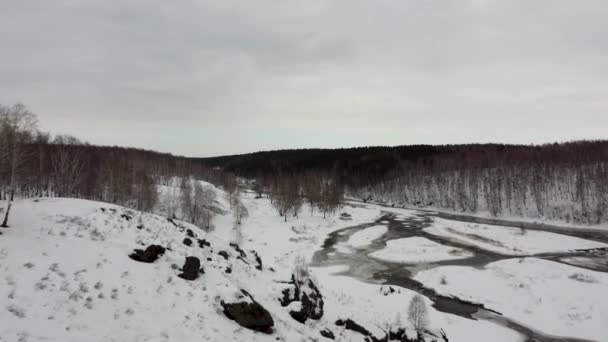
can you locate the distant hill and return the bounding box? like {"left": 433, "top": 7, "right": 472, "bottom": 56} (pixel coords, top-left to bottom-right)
{"left": 195, "top": 141, "right": 608, "bottom": 180}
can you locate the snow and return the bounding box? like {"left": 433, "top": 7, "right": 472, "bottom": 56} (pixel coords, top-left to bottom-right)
{"left": 342, "top": 225, "right": 388, "bottom": 250}
{"left": 368, "top": 237, "right": 474, "bottom": 264}
{"left": 415, "top": 258, "right": 608, "bottom": 341}
{"left": 314, "top": 266, "right": 522, "bottom": 342}
{"left": 3, "top": 187, "right": 605, "bottom": 342}
{"left": 0, "top": 197, "right": 322, "bottom": 341}
{"left": 425, "top": 218, "right": 608, "bottom": 255}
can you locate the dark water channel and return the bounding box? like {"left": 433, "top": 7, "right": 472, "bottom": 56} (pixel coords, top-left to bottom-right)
{"left": 311, "top": 209, "right": 606, "bottom": 342}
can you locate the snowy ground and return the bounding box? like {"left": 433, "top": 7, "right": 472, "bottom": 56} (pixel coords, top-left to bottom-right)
{"left": 425, "top": 218, "right": 608, "bottom": 255}
{"left": 2, "top": 183, "right": 607, "bottom": 342}
{"left": 0, "top": 197, "right": 315, "bottom": 342}
{"left": 368, "top": 237, "right": 473, "bottom": 264}
{"left": 414, "top": 258, "right": 608, "bottom": 341}
{"left": 314, "top": 266, "right": 522, "bottom": 342}
{"left": 334, "top": 225, "right": 388, "bottom": 254}
{"left": 347, "top": 225, "right": 388, "bottom": 248}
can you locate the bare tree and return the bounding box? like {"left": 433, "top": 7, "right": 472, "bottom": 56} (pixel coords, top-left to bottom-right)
{"left": 408, "top": 295, "right": 430, "bottom": 340}
{"left": 199, "top": 184, "right": 216, "bottom": 230}
{"left": 51, "top": 135, "right": 87, "bottom": 198}
{"left": 181, "top": 178, "right": 217, "bottom": 230}
{"left": 180, "top": 177, "right": 194, "bottom": 222}
{"left": 0, "top": 103, "right": 38, "bottom": 227}
{"left": 229, "top": 188, "right": 249, "bottom": 225}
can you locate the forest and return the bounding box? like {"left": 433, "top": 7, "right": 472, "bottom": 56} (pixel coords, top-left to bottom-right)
{"left": 200, "top": 142, "right": 608, "bottom": 224}
{"left": 0, "top": 103, "right": 341, "bottom": 227}
{"left": 3, "top": 102, "right": 607, "bottom": 226}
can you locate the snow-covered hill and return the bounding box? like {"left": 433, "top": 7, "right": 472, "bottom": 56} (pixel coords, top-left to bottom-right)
{"left": 0, "top": 197, "right": 308, "bottom": 341}
{"left": 1, "top": 183, "right": 562, "bottom": 342}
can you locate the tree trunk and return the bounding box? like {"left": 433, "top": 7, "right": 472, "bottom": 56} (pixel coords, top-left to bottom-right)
{"left": 1, "top": 190, "right": 14, "bottom": 228}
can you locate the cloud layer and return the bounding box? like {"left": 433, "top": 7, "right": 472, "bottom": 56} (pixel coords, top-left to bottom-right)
{"left": 1, "top": 0, "right": 607, "bottom": 156}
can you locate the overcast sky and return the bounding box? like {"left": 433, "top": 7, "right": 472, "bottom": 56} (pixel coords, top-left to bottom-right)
{"left": 1, "top": 1, "right": 607, "bottom": 157}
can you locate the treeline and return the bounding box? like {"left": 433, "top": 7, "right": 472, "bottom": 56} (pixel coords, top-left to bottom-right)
{"left": 357, "top": 142, "right": 608, "bottom": 224}
{"left": 253, "top": 172, "right": 343, "bottom": 221}
{"left": 200, "top": 142, "right": 608, "bottom": 224}
{"left": 0, "top": 103, "right": 236, "bottom": 227}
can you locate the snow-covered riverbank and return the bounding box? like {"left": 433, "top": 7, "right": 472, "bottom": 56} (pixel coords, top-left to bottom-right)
{"left": 2, "top": 184, "right": 607, "bottom": 342}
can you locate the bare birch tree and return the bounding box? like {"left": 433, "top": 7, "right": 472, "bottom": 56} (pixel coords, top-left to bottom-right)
{"left": 408, "top": 295, "right": 430, "bottom": 340}
{"left": 51, "top": 135, "right": 87, "bottom": 198}
{"left": 0, "top": 103, "right": 38, "bottom": 227}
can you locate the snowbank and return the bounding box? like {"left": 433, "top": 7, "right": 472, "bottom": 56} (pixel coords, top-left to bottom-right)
{"left": 368, "top": 237, "right": 473, "bottom": 264}
{"left": 348, "top": 225, "right": 388, "bottom": 247}
{"left": 425, "top": 218, "right": 608, "bottom": 255}
{"left": 415, "top": 258, "right": 608, "bottom": 341}
{"left": 0, "top": 198, "right": 323, "bottom": 341}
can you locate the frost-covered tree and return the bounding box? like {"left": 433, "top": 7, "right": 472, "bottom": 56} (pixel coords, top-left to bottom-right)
{"left": 0, "top": 103, "right": 38, "bottom": 227}
{"left": 180, "top": 177, "right": 193, "bottom": 222}
{"left": 408, "top": 295, "right": 429, "bottom": 339}
{"left": 51, "top": 135, "right": 87, "bottom": 198}
{"left": 229, "top": 188, "right": 248, "bottom": 225}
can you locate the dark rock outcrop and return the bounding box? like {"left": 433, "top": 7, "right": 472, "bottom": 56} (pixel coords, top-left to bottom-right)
{"left": 218, "top": 251, "right": 229, "bottom": 260}
{"left": 183, "top": 238, "right": 193, "bottom": 246}
{"left": 280, "top": 274, "right": 324, "bottom": 324}
{"left": 198, "top": 239, "right": 211, "bottom": 248}
{"left": 335, "top": 319, "right": 371, "bottom": 337}
{"left": 320, "top": 328, "right": 335, "bottom": 339}
{"left": 178, "top": 256, "right": 201, "bottom": 281}
{"left": 186, "top": 229, "right": 195, "bottom": 238}
{"left": 221, "top": 290, "right": 274, "bottom": 334}
{"left": 251, "top": 250, "right": 263, "bottom": 270}
{"left": 129, "top": 245, "right": 166, "bottom": 263}
{"left": 229, "top": 243, "right": 247, "bottom": 258}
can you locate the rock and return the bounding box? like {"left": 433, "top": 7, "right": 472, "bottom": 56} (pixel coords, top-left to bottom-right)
{"left": 218, "top": 251, "right": 229, "bottom": 260}
{"left": 186, "top": 229, "right": 195, "bottom": 238}
{"left": 120, "top": 214, "right": 132, "bottom": 221}
{"left": 198, "top": 239, "right": 211, "bottom": 248}
{"left": 320, "top": 328, "right": 335, "bottom": 340}
{"left": 183, "top": 238, "right": 192, "bottom": 246}
{"left": 178, "top": 256, "right": 201, "bottom": 281}
{"left": 339, "top": 212, "right": 352, "bottom": 221}
{"left": 129, "top": 245, "right": 166, "bottom": 263}
{"left": 251, "top": 250, "right": 263, "bottom": 270}
{"left": 221, "top": 290, "right": 274, "bottom": 334}
{"left": 229, "top": 243, "right": 247, "bottom": 258}
{"left": 225, "top": 267, "right": 232, "bottom": 274}
{"left": 335, "top": 319, "right": 371, "bottom": 337}
{"left": 280, "top": 274, "right": 324, "bottom": 324}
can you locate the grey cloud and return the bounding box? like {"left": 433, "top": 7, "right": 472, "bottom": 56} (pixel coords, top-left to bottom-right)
{"left": 1, "top": 0, "right": 607, "bottom": 156}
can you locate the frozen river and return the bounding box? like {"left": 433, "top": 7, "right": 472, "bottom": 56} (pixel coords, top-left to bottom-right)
{"left": 312, "top": 209, "right": 608, "bottom": 342}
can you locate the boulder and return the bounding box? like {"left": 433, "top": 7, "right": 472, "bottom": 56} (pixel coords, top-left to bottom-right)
{"left": 320, "top": 328, "right": 335, "bottom": 340}
{"left": 218, "top": 251, "right": 229, "bottom": 260}
{"left": 280, "top": 274, "right": 324, "bottom": 324}
{"left": 178, "top": 256, "right": 201, "bottom": 281}
{"left": 251, "top": 250, "right": 263, "bottom": 270}
{"left": 129, "top": 245, "right": 166, "bottom": 263}
{"left": 229, "top": 243, "right": 247, "bottom": 258}
{"left": 198, "top": 239, "right": 211, "bottom": 248}
{"left": 221, "top": 290, "right": 274, "bottom": 334}
{"left": 335, "top": 319, "right": 372, "bottom": 338}
{"left": 183, "top": 238, "right": 193, "bottom": 246}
